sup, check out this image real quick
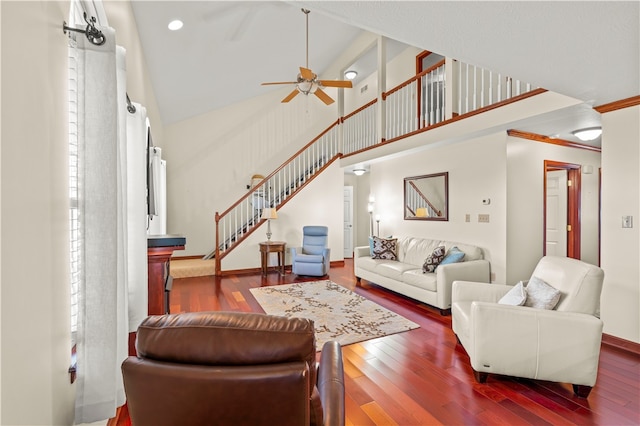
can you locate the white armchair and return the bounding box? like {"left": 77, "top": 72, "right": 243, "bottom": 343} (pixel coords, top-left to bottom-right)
{"left": 451, "top": 256, "right": 604, "bottom": 398}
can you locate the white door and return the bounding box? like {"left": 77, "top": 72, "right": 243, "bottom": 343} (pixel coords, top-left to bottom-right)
{"left": 546, "top": 170, "right": 567, "bottom": 256}
{"left": 343, "top": 186, "right": 354, "bottom": 258}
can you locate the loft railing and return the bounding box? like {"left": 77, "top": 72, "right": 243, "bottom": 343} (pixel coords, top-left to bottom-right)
{"left": 342, "top": 98, "right": 378, "bottom": 154}
{"left": 208, "top": 120, "right": 341, "bottom": 270}
{"left": 453, "top": 60, "right": 533, "bottom": 115}
{"left": 385, "top": 60, "right": 446, "bottom": 141}
{"left": 343, "top": 58, "right": 537, "bottom": 155}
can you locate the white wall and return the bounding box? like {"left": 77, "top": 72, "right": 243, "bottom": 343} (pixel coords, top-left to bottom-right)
{"left": 506, "top": 136, "right": 602, "bottom": 283}
{"left": 600, "top": 104, "right": 640, "bottom": 343}
{"left": 366, "top": 133, "right": 508, "bottom": 282}
{"left": 222, "top": 161, "right": 344, "bottom": 271}
{"left": 1, "top": 1, "right": 75, "bottom": 424}
{"left": 345, "top": 45, "right": 422, "bottom": 115}
{"left": 0, "top": 2, "right": 164, "bottom": 424}
{"left": 103, "top": 0, "right": 165, "bottom": 146}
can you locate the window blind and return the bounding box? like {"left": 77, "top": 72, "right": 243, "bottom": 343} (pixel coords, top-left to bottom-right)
{"left": 68, "top": 38, "right": 80, "bottom": 346}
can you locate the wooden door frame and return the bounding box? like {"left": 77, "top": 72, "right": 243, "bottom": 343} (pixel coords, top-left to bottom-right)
{"left": 544, "top": 160, "right": 581, "bottom": 259}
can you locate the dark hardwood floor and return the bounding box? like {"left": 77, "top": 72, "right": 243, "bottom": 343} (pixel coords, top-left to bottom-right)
{"left": 169, "top": 259, "right": 640, "bottom": 425}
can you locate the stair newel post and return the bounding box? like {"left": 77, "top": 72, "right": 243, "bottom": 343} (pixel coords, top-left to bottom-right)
{"left": 215, "top": 211, "right": 221, "bottom": 276}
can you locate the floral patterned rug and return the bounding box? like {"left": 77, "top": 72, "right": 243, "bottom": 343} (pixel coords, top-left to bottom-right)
{"left": 250, "top": 280, "right": 419, "bottom": 349}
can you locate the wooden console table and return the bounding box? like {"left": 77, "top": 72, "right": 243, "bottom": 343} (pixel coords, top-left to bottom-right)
{"left": 259, "top": 241, "right": 286, "bottom": 276}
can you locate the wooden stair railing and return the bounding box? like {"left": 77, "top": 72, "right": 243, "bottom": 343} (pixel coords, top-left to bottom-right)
{"left": 206, "top": 120, "right": 341, "bottom": 273}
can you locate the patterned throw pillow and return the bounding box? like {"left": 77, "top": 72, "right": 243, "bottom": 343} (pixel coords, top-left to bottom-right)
{"left": 371, "top": 236, "right": 398, "bottom": 260}
{"left": 423, "top": 246, "right": 445, "bottom": 273}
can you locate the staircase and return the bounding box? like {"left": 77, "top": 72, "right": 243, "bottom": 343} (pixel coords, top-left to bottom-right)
{"left": 205, "top": 120, "right": 341, "bottom": 270}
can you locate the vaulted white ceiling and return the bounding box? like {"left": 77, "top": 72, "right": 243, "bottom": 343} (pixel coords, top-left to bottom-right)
{"left": 131, "top": 1, "right": 639, "bottom": 144}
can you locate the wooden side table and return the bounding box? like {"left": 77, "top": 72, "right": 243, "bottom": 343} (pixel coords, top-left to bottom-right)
{"left": 259, "top": 241, "right": 286, "bottom": 276}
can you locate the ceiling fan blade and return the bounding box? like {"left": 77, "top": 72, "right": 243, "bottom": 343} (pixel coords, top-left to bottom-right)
{"left": 299, "top": 67, "right": 315, "bottom": 80}
{"left": 319, "top": 80, "right": 353, "bottom": 88}
{"left": 282, "top": 89, "right": 300, "bottom": 103}
{"left": 314, "top": 88, "right": 334, "bottom": 105}
{"left": 262, "top": 81, "right": 297, "bottom": 86}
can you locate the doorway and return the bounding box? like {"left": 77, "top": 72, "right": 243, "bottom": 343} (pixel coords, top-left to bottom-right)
{"left": 544, "top": 161, "right": 581, "bottom": 259}
{"left": 343, "top": 186, "right": 354, "bottom": 258}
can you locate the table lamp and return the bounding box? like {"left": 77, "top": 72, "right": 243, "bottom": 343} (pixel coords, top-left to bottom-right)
{"left": 261, "top": 208, "right": 278, "bottom": 241}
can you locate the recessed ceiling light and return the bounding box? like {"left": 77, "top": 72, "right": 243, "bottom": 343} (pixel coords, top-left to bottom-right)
{"left": 572, "top": 127, "right": 602, "bottom": 141}
{"left": 168, "top": 19, "right": 183, "bottom": 31}
{"left": 344, "top": 70, "right": 358, "bottom": 80}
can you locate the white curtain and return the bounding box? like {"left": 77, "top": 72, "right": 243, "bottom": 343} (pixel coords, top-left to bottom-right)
{"left": 73, "top": 24, "right": 128, "bottom": 425}
{"left": 126, "top": 103, "right": 149, "bottom": 331}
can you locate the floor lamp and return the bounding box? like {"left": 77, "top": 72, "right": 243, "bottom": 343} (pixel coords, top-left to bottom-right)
{"left": 367, "top": 200, "right": 374, "bottom": 236}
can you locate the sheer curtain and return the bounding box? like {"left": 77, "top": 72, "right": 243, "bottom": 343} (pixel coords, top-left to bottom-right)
{"left": 70, "top": 1, "right": 147, "bottom": 421}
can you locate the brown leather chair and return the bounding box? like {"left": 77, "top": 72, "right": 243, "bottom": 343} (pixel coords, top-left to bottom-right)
{"left": 122, "top": 311, "right": 345, "bottom": 426}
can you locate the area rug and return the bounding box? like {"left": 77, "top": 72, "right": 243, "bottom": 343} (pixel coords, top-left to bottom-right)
{"left": 250, "top": 280, "right": 419, "bottom": 349}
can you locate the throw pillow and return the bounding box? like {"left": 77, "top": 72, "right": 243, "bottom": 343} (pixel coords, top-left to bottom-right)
{"left": 422, "top": 246, "right": 445, "bottom": 273}
{"left": 440, "top": 246, "right": 466, "bottom": 266}
{"left": 498, "top": 281, "right": 527, "bottom": 306}
{"left": 524, "top": 276, "right": 561, "bottom": 310}
{"left": 371, "top": 236, "right": 398, "bottom": 260}
{"left": 369, "top": 235, "right": 392, "bottom": 256}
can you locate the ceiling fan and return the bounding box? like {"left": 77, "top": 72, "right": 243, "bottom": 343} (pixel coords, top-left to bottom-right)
{"left": 261, "top": 8, "right": 353, "bottom": 105}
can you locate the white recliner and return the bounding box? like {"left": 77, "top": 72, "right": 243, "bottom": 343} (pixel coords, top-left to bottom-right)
{"left": 452, "top": 256, "right": 605, "bottom": 397}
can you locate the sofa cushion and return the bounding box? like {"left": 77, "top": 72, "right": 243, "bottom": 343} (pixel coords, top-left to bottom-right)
{"left": 423, "top": 246, "right": 445, "bottom": 273}
{"left": 356, "top": 256, "right": 389, "bottom": 273}
{"left": 401, "top": 237, "right": 441, "bottom": 266}
{"left": 295, "top": 253, "right": 324, "bottom": 263}
{"left": 371, "top": 236, "right": 398, "bottom": 260}
{"left": 375, "top": 262, "right": 419, "bottom": 282}
{"left": 524, "top": 276, "right": 561, "bottom": 310}
{"left": 402, "top": 269, "right": 438, "bottom": 292}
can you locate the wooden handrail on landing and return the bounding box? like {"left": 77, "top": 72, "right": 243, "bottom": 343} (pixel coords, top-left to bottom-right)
{"left": 382, "top": 59, "right": 446, "bottom": 100}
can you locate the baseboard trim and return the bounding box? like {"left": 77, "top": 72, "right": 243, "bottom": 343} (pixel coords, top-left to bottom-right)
{"left": 172, "top": 255, "right": 206, "bottom": 260}
{"left": 218, "top": 260, "right": 345, "bottom": 277}
{"left": 602, "top": 333, "right": 640, "bottom": 356}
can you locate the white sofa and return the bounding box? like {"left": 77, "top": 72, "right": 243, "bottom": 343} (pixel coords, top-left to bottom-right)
{"left": 354, "top": 236, "right": 491, "bottom": 314}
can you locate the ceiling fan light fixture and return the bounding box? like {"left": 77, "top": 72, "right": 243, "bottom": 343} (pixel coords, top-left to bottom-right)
{"left": 296, "top": 80, "right": 318, "bottom": 95}
{"left": 345, "top": 70, "right": 358, "bottom": 80}
{"left": 572, "top": 127, "right": 602, "bottom": 141}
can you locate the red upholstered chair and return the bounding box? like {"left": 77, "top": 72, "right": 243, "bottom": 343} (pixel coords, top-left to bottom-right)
{"left": 122, "top": 311, "right": 345, "bottom": 426}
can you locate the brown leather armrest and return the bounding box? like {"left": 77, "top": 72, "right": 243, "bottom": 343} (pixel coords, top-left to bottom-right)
{"left": 317, "top": 341, "right": 345, "bottom": 426}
